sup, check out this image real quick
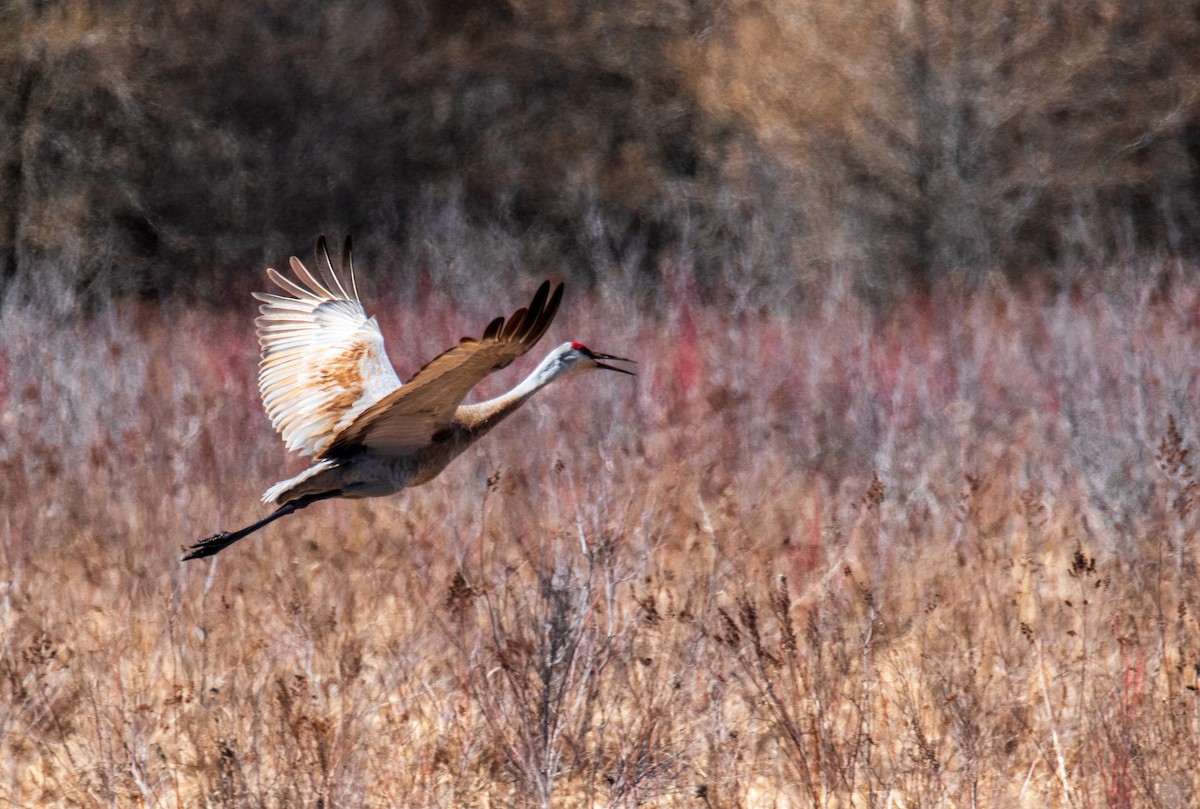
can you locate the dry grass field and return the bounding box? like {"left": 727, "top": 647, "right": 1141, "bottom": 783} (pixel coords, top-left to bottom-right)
{"left": 3, "top": 257, "right": 1200, "bottom": 807}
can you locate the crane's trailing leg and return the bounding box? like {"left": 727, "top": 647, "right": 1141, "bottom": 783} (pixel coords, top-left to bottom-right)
{"left": 183, "top": 491, "right": 341, "bottom": 560}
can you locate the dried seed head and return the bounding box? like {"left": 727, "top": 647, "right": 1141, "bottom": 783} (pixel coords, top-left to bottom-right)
{"left": 864, "top": 471, "right": 885, "bottom": 511}
{"left": 634, "top": 590, "right": 662, "bottom": 626}
{"left": 775, "top": 575, "right": 796, "bottom": 655}
{"left": 1069, "top": 545, "right": 1096, "bottom": 578}
{"left": 1157, "top": 414, "right": 1195, "bottom": 482}
{"left": 444, "top": 570, "right": 477, "bottom": 619}
{"left": 717, "top": 607, "right": 741, "bottom": 648}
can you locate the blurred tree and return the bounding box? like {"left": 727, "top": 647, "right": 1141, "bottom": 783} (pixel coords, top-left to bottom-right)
{"left": 2, "top": 0, "right": 1197, "bottom": 301}
{"left": 2, "top": 0, "right": 759, "bottom": 300}
{"left": 696, "top": 0, "right": 1200, "bottom": 287}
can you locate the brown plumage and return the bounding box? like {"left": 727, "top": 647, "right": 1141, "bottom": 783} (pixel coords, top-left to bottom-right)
{"left": 184, "top": 235, "right": 632, "bottom": 560}
{"left": 324, "top": 276, "right": 563, "bottom": 458}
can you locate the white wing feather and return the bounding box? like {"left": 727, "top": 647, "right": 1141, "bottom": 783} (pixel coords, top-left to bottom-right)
{"left": 255, "top": 237, "right": 401, "bottom": 457}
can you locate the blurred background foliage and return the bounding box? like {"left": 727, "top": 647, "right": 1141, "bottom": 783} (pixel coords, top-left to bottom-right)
{"left": 2, "top": 0, "right": 1198, "bottom": 302}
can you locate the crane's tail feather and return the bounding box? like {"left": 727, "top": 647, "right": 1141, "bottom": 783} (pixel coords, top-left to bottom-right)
{"left": 262, "top": 459, "right": 338, "bottom": 505}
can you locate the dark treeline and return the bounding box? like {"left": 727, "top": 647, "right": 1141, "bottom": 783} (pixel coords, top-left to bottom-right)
{"left": 2, "top": 0, "right": 1198, "bottom": 302}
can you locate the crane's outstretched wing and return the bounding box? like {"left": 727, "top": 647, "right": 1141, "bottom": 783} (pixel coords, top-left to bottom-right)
{"left": 325, "top": 280, "right": 563, "bottom": 458}
{"left": 255, "top": 235, "right": 402, "bottom": 457}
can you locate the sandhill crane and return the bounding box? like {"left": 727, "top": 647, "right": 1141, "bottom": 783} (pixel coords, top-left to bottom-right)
{"left": 183, "top": 235, "right": 633, "bottom": 560}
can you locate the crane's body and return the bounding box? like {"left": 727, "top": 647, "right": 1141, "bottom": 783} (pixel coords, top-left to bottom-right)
{"left": 184, "top": 236, "right": 632, "bottom": 560}
{"left": 262, "top": 346, "right": 589, "bottom": 503}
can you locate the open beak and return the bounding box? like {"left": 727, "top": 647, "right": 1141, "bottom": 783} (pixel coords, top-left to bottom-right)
{"left": 591, "top": 351, "right": 636, "bottom": 375}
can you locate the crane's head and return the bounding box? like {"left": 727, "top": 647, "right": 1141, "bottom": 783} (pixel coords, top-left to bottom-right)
{"left": 554, "top": 341, "right": 636, "bottom": 377}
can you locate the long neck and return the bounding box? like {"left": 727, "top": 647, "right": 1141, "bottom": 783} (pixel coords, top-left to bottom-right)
{"left": 454, "top": 351, "right": 567, "bottom": 439}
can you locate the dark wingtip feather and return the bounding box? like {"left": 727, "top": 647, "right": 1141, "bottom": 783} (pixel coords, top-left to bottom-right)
{"left": 525, "top": 282, "right": 563, "bottom": 347}
{"left": 483, "top": 315, "right": 505, "bottom": 341}
{"left": 515, "top": 280, "right": 552, "bottom": 343}
{"left": 501, "top": 307, "right": 528, "bottom": 341}
{"left": 528, "top": 280, "right": 550, "bottom": 317}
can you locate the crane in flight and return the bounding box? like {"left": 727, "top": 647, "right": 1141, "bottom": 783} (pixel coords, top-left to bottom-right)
{"left": 184, "top": 235, "right": 633, "bottom": 560}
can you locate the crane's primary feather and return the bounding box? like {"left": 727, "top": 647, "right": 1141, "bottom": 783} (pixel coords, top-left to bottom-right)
{"left": 255, "top": 235, "right": 402, "bottom": 457}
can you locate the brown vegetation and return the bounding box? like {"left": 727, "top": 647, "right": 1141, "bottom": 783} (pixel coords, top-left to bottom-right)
{"left": 3, "top": 255, "right": 1200, "bottom": 805}
{"left": 4, "top": 2, "right": 1200, "bottom": 805}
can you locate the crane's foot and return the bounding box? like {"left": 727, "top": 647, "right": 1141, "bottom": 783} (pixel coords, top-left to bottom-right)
{"left": 183, "top": 496, "right": 327, "bottom": 562}
{"left": 182, "top": 531, "right": 237, "bottom": 561}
